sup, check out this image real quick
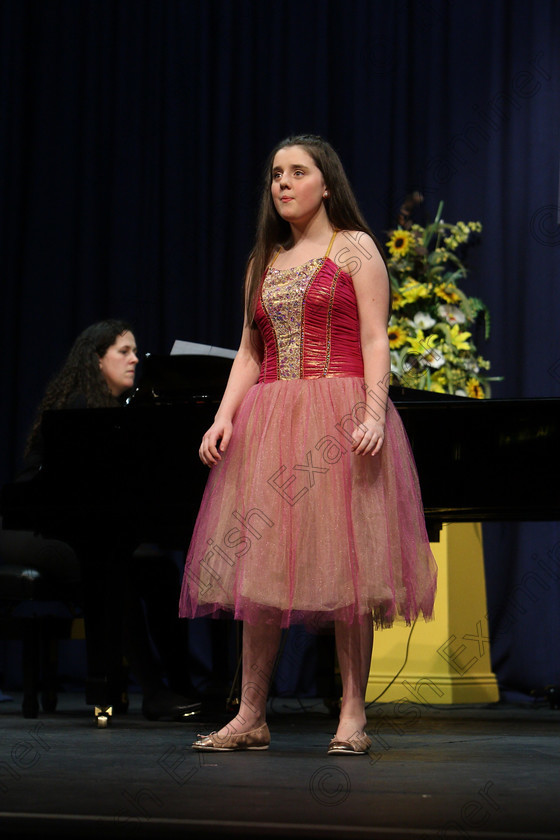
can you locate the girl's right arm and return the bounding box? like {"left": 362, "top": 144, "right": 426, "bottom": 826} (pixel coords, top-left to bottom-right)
{"left": 199, "top": 317, "right": 262, "bottom": 466}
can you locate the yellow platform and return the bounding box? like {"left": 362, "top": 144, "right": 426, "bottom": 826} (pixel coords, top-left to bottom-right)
{"left": 366, "top": 522, "right": 499, "bottom": 705}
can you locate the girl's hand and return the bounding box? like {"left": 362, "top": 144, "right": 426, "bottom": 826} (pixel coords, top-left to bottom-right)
{"left": 351, "top": 419, "right": 385, "bottom": 457}
{"left": 199, "top": 418, "right": 233, "bottom": 466}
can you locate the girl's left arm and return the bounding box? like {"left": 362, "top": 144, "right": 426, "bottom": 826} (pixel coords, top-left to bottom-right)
{"left": 349, "top": 233, "right": 391, "bottom": 456}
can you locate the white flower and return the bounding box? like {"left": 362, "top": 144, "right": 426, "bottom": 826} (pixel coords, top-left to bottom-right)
{"left": 413, "top": 311, "right": 436, "bottom": 329}
{"left": 425, "top": 349, "right": 446, "bottom": 369}
{"left": 463, "top": 358, "right": 480, "bottom": 373}
{"left": 455, "top": 389, "right": 468, "bottom": 397}
{"left": 438, "top": 304, "right": 466, "bottom": 325}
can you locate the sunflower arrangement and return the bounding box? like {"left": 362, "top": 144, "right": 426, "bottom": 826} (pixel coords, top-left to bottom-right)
{"left": 386, "top": 197, "right": 494, "bottom": 398}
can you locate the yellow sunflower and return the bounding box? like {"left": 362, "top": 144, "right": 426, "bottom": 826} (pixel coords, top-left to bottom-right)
{"left": 435, "top": 283, "right": 462, "bottom": 304}
{"left": 466, "top": 378, "right": 485, "bottom": 399}
{"left": 387, "top": 323, "right": 408, "bottom": 349}
{"left": 386, "top": 229, "right": 414, "bottom": 258}
{"left": 391, "top": 290, "right": 405, "bottom": 310}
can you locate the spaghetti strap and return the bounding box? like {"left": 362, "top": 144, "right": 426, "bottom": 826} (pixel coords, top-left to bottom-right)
{"left": 268, "top": 248, "right": 282, "bottom": 269}
{"left": 324, "top": 229, "right": 338, "bottom": 259}
{"left": 269, "top": 229, "right": 338, "bottom": 270}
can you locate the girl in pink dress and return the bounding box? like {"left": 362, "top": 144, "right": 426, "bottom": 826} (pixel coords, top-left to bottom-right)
{"left": 179, "top": 135, "right": 437, "bottom": 754}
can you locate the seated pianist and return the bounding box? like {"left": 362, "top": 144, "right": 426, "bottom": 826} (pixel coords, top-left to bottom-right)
{"left": 5, "top": 318, "right": 201, "bottom": 721}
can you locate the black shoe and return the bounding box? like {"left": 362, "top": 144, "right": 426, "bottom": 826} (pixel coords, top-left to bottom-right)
{"left": 142, "top": 689, "right": 201, "bottom": 721}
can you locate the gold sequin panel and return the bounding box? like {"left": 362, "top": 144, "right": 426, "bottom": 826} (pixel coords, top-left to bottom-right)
{"left": 261, "top": 259, "right": 323, "bottom": 380}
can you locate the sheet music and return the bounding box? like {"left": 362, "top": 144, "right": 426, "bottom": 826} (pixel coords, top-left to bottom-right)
{"left": 170, "top": 340, "right": 237, "bottom": 359}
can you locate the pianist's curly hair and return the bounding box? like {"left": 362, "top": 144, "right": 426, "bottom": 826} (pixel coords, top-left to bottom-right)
{"left": 25, "top": 319, "right": 133, "bottom": 458}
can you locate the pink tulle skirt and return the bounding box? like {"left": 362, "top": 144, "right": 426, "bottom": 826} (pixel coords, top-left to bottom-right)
{"left": 179, "top": 376, "right": 437, "bottom": 629}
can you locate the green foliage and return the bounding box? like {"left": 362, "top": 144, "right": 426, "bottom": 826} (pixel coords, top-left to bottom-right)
{"left": 386, "top": 201, "right": 496, "bottom": 398}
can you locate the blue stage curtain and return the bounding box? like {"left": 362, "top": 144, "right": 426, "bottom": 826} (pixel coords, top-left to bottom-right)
{"left": 1, "top": 0, "right": 559, "bottom": 701}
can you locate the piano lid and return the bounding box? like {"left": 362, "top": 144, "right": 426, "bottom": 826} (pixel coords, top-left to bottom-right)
{"left": 128, "top": 353, "right": 235, "bottom": 406}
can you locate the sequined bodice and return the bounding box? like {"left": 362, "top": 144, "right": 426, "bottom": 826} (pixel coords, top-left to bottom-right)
{"left": 255, "top": 257, "right": 364, "bottom": 383}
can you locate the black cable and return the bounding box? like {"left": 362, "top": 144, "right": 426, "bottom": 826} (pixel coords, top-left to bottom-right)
{"left": 365, "top": 616, "right": 418, "bottom": 708}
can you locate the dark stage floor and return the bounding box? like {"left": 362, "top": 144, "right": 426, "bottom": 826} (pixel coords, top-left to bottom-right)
{"left": 0, "top": 692, "right": 559, "bottom": 840}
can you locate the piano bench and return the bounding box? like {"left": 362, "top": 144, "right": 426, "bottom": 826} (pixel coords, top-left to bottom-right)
{"left": 0, "top": 563, "right": 83, "bottom": 718}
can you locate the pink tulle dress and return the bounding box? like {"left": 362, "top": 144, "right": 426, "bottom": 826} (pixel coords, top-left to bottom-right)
{"left": 179, "top": 235, "right": 437, "bottom": 629}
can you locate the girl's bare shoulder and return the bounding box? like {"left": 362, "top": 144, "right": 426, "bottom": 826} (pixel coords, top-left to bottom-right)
{"left": 331, "top": 230, "right": 386, "bottom": 278}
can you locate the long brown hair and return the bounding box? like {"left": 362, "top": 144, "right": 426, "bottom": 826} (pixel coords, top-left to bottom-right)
{"left": 25, "top": 319, "right": 133, "bottom": 457}
{"left": 244, "top": 134, "right": 386, "bottom": 325}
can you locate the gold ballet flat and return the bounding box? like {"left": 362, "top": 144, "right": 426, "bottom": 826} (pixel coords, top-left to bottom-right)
{"left": 192, "top": 722, "right": 270, "bottom": 752}
{"left": 327, "top": 732, "right": 372, "bottom": 755}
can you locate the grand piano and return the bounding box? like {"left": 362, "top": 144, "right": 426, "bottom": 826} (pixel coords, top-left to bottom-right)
{"left": 2, "top": 354, "right": 560, "bottom": 721}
